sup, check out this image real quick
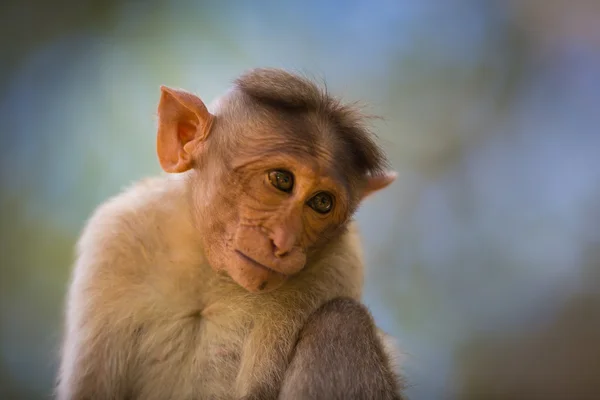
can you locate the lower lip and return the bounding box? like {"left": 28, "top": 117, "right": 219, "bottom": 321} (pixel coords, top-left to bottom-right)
{"left": 235, "top": 250, "right": 287, "bottom": 277}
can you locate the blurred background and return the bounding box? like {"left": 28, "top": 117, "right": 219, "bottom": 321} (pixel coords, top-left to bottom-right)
{"left": 1, "top": 0, "right": 599, "bottom": 399}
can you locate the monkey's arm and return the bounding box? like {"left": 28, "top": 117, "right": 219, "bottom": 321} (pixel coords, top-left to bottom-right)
{"left": 278, "top": 297, "right": 404, "bottom": 400}
{"left": 55, "top": 249, "right": 145, "bottom": 400}
{"left": 234, "top": 307, "right": 306, "bottom": 400}
{"left": 56, "top": 205, "right": 147, "bottom": 400}
{"left": 56, "top": 277, "right": 136, "bottom": 400}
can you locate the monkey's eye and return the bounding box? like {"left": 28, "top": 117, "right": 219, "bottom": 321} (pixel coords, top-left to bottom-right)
{"left": 268, "top": 170, "right": 294, "bottom": 193}
{"left": 308, "top": 192, "right": 333, "bottom": 214}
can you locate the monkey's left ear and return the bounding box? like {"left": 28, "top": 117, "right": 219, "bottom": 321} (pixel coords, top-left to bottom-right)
{"left": 156, "top": 86, "right": 215, "bottom": 173}
{"left": 361, "top": 171, "right": 397, "bottom": 199}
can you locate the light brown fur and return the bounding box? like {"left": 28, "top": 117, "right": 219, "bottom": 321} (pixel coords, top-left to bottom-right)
{"left": 56, "top": 68, "right": 401, "bottom": 399}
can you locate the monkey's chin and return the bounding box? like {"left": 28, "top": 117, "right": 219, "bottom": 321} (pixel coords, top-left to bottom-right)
{"left": 227, "top": 251, "right": 289, "bottom": 293}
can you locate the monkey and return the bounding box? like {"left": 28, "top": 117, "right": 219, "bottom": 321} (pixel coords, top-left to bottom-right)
{"left": 279, "top": 298, "right": 402, "bottom": 400}
{"left": 56, "top": 68, "right": 403, "bottom": 400}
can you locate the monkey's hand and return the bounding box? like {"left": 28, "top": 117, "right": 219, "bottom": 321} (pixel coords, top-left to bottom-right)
{"left": 234, "top": 312, "right": 304, "bottom": 400}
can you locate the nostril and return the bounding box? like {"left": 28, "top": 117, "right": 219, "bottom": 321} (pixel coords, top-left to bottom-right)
{"left": 271, "top": 240, "right": 288, "bottom": 258}
{"left": 276, "top": 249, "right": 289, "bottom": 258}
{"left": 270, "top": 228, "right": 296, "bottom": 258}
{"left": 276, "top": 250, "right": 289, "bottom": 258}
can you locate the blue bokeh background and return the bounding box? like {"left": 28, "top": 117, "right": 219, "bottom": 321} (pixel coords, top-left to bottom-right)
{"left": 1, "top": 1, "right": 599, "bottom": 399}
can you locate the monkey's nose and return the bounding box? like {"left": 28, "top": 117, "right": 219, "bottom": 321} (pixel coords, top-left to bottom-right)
{"left": 270, "top": 229, "right": 295, "bottom": 258}
{"left": 271, "top": 241, "right": 288, "bottom": 258}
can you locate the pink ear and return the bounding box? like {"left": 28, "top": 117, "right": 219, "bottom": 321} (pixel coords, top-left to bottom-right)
{"left": 156, "top": 86, "right": 215, "bottom": 173}
{"left": 361, "top": 171, "right": 397, "bottom": 199}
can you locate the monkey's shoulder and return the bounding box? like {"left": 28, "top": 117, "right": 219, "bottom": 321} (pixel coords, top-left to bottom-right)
{"left": 74, "top": 174, "right": 197, "bottom": 273}
{"left": 69, "top": 174, "right": 209, "bottom": 319}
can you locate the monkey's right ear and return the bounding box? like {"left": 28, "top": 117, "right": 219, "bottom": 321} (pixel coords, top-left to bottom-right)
{"left": 361, "top": 171, "right": 397, "bottom": 199}
{"left": 156, "top": 86, "right": 215, "bottom": 173}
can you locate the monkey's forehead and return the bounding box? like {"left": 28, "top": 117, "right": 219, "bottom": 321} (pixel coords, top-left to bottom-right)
{"left": 210, "top": 83, "right": 388, "bottom": 188}
{"left": 219, "top": 113, "right": 359, "bottom": 189}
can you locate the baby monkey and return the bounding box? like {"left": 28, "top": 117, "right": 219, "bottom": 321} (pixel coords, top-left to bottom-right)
{"left": 56, "top": 68, "right": 402, "bottom": 399}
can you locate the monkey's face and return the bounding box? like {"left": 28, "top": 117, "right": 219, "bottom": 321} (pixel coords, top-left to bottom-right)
{"left": 156, "top": 81, "right": 395, "bottom": 293}
{"left": 196, "top": 150, "right": 353, "bottom": 294}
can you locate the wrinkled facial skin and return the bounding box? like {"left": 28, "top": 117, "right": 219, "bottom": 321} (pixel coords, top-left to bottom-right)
{"left": 194, "top": 140, "right": 352, "bottom": 294}
{"left": 156, "top": 83, "right": 393, "bottom": 294}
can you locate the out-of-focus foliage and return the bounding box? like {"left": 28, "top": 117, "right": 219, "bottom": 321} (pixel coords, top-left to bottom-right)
{"left": 1, "top": 1, "right": 599, "bottom": 399}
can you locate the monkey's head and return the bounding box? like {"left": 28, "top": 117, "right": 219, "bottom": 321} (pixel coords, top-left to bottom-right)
{"left": 156, "top": 68, "right": 395, "bottom": 293}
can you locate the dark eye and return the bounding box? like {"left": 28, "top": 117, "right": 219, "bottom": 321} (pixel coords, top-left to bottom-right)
{"left": 308, "top": 192, "right": 333, "bottom": 214}
{"left": 268, "top": 170, "right": 294, "bottom": 193}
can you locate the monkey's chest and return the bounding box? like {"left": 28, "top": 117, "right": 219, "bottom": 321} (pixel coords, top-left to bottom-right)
{"left": 197, "top": 318, "right": 246, "bottom": 380}
{"left": 135, "top": 312, "right": 248, "bottom": 400}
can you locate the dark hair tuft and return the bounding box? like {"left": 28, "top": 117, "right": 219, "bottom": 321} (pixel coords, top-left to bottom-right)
{"left": 234, "top": 68, "right": 389, "bottom": 178}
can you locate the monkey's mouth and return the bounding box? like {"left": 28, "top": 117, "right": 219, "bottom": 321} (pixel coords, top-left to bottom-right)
{"left": 235, "top": 250, "right": 287, "bottom": 277}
